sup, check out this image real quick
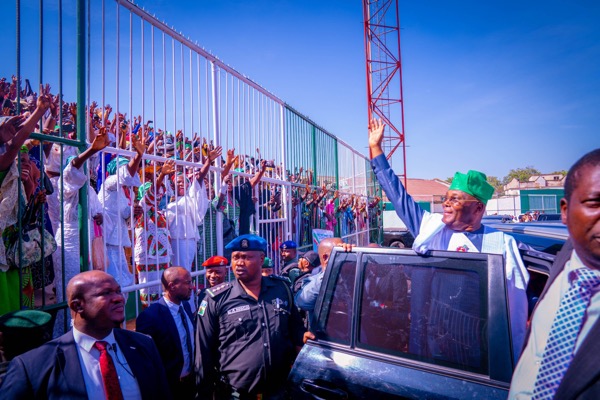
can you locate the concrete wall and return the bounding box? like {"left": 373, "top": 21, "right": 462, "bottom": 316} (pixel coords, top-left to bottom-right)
{"left": 486, "top": 196, "right": 522, "bottom": 216}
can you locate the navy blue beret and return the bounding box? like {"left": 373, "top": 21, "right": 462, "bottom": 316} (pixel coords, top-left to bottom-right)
{"left": 225, "top": 234, "right": 268, "bottom": 253}
{"left": 279, "top": 240, "right": 297, "bottom": 250}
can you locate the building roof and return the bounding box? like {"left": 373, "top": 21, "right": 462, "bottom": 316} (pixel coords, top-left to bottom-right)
{"left": 402, "top": 178, "right": 450, "bottom": 202}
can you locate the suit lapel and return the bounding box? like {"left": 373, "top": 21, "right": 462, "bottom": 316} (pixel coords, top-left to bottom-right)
{"left": 555, "top": 319, "right": 600, "bottom": 398}
{"left": 522, "top": 240, "right": 574, "bottom": 347}
{"left": 115, "top": 329, "right": 153, "bottom": 399}
{"left": 55, "top": 331, "right": 88, "bottom": 398}
{"left": 158, "top": 298, "right": 184, "bottom": 352}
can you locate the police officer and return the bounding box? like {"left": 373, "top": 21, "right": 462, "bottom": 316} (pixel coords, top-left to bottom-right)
{"left": 261, "top": 256, "right": 274, "bottom": 277}
{"left": 197, "top": 255, "right": 229, "bottom": 301}
{"left": 195, "top": 234, "right": 306, "bottom": 399}
{"left": 279, "top": 240, "right": 298, "bottom": 278}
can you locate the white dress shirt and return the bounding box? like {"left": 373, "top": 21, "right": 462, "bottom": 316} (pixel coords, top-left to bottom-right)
{"left": 509, "top": 251, "right": 600, "bottom": 399}
{"left": 164, "top": 297, "right": 195, "bottom": 377}
{"left": 72, "top": 327, "right": 142, "bottom": 400}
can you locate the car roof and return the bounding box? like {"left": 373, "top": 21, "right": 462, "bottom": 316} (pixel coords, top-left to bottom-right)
{"left": 484, "top": 221, "right": 568, "bottom": 255}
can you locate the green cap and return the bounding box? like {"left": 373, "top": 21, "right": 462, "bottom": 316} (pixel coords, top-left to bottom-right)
{"left": 0, "top": 310, "right": 53, "bottom": 360}
{"left": 262, "top": 257, "right": 273, "bottom": 269}
{"left": 0, "top": 310, "right": 52, "bottom": 331}
{"left": 448, "top": 170, "right": 494, "bottom": 203}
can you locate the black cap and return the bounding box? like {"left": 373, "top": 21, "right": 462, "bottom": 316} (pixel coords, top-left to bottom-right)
{"left": 300, "top": 251, "right": 320, "bottom": 269}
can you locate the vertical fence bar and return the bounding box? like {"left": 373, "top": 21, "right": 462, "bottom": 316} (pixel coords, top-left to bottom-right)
{"left": 211, "top": 61, "right": 223, "bottom": 255}
{"left": 15, "top": 0, "right": 24, "bottom": 309}
{"left": 77, "top": 0, "right": 89, "bottom": 270}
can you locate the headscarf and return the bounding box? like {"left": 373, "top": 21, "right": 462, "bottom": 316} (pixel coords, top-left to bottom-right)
{"left": 106, "top": 156, "right": 129, "bottom": 176}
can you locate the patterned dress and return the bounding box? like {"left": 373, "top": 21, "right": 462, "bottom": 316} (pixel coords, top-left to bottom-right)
{"left": 135, "top": 182, "right": 172, "bottom": 307}
{"left": 0, "top": 163, "right": 34, "bottom": 314}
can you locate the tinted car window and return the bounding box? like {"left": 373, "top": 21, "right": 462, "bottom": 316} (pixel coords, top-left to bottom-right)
{"left": 316, "top": 253, "right": 357, "bottom": 344}
{"left": 357, "top": 254, "right": 489, "bottom": 375}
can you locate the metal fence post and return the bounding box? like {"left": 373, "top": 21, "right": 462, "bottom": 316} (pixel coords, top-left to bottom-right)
{"left": 77, "top": 0, "right": 89, "bottom": 271}
{"left": 211, "top": 61, "right": 224, "bottom": 256}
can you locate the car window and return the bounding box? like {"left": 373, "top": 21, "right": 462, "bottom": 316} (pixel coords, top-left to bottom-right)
{"left": 357, "top": 254, "right": 489, "bottom": 376}
{"left": 316, "top": 253, "right": 357, "bottom": 345}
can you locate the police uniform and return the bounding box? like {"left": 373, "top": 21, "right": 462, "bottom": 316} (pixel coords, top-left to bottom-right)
{"left": 280, "top": 260, "right": 299, "bottom": 279}
{"left": 279, "top": 241, "right": 298, "bottom": 279}
{"left": 195, "top": 235, "right": 305, "bottom": 399}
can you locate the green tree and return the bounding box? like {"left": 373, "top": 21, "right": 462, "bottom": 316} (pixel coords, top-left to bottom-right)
{"left": 445, "top": 177, "right": 453, "bottom": 184}
{"left": 502, "top": 166, "right": 541, "bottom": 185}
{"left": 487, "top": 176, "right": 504, "bottom": 194}
{"left": 549, "top": 170, "right": 568, "bottom": 176}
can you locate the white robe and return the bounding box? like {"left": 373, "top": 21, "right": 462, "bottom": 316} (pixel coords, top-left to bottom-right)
{"left": 98, "top": 165, "right": 141, "bottom": 287}
{"left": 166, "top": 179, "right": 209, "bottom": 270}
{"left": 412, "top": 211, "right": 530, "bottom": 361}
{"left": 53, "top": 162, "right": 103, "bottom": 337}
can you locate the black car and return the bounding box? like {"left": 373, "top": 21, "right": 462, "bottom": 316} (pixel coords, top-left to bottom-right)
{"left": 482, "top": 214, "right": 514, "bottom": 223}
{"left": 382, "top": 228, "right": 415, "bottom": 248}
{"left": 535, "top": 213, "right": 562, "bottom": 222}
{"left": 485, "top": 221, "right": 568, "bottom": 255}
{"left": 288, "top": 234, "right": 564, "bottom": 399}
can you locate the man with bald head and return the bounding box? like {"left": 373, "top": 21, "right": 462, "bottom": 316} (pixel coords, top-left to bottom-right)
{"left": 136, "top": 266, "right": 196, "bottom": 399}
{"left": 369, "top": 117, "right": 529, "bottom": 360}
{"left": 295, "top": 237, "right": 349, "bottom": 328}
{"left": 0, "top": 270, "right": 171, "bottom": 400}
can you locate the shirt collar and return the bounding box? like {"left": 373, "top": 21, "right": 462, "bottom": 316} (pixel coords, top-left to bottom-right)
{"left": 73, "top": 326, "right": 116, "bottom": 353}
{"left": 164, "top": 296, "right": 185, "bottom": 318}
{"left": 230, "top": 276, "right": 276, "bottom": 300}
{"left": 569, "top": 250, "right": 592, "bottom": 273}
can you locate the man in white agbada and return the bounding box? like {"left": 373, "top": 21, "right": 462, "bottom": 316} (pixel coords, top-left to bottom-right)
{"left": 98, "top": 135, "right": 145, "bottom": 288}
{"left": 368, "top": 118, "right": 529, "bottom": 362}
{"left": 166, "top": 147, "right": 221, "bottom": 306}
{"left": 44, "top": 142, "right": 79, "bottom": 235}
{"left": 50, "top": 129, "right": 109, "bottom": 336}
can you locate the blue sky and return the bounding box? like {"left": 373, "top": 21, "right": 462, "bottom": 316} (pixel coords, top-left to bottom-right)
{"left": 4, "top": 0, "right": 600, "bottom": 180}
{"left": 131, "top": 0, "right": 600, "bottom": 180}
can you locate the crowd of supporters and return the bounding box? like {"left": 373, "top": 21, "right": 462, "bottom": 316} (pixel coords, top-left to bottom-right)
{"left": 0, "top": 76, "right": 381, "bottom": 323}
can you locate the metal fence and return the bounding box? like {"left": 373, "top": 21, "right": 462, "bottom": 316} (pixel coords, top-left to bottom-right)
{"left": 1, "top": 0, "right": 382, "bottom": 328}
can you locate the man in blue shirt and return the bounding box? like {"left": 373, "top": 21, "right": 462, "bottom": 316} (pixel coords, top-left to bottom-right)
{"left": 295, "top": 238, "right": 351, "bottom": 329}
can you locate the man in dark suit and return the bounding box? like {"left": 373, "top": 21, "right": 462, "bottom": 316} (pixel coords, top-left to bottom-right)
{"left": 509, "top": 148, "right": 600, "bottom": 399}
{"left": 136, "top": 266, "right": 196, "bottom": 399}
{"left": 0, "top": 270, "right": 171, "bottom": 400}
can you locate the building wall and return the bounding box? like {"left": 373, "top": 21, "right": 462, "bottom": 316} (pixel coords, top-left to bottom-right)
{"left": 520, "top": 189, "right": 565, "bottom": 213}
{"left": 486, "top": 196, "right": 522, "bottom": 217}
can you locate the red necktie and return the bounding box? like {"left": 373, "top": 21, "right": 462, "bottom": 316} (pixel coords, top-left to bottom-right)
{"left": 94, "top": 341, "right": 124, "bottom": 400}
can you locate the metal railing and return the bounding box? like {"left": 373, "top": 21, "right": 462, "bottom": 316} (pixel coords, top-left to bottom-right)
{"left": 1, "top": 0, "right": 383, "bottom": 328}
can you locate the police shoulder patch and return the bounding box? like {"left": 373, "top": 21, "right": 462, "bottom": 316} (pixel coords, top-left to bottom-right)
{"left": 206, "top": 282, "right": 232, "bottom": 298}
{"left": 198, "top": 300, "right": 208, "bottom": 317}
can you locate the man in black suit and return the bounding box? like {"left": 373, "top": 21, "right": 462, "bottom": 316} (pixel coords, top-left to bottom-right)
{"left": 0, "top": 270, "right": 171, "bottom": 400}
{"left": 509, "top": 148, "right": 600, "bottom": 399}
{"left": 136, "top": 266, "right": 196, "bottom": 399}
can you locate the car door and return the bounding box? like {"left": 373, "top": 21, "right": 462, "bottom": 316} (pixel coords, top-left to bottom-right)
{"left": 288, "top": 248, "right": 515, "bottom": 400}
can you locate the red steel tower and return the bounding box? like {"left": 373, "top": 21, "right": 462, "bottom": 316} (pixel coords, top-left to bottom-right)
{"left": 363, "top": 0, "right": 407, "bottom": 184}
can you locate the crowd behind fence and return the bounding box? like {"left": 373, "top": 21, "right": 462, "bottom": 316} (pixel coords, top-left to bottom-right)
{"left": 0, "top": 0, "right": 382, "bottom": 329}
